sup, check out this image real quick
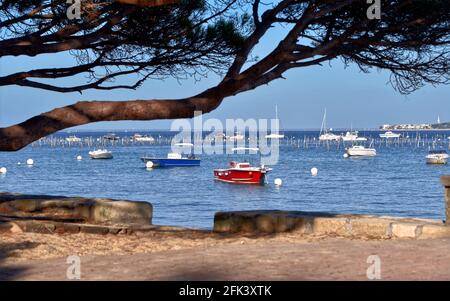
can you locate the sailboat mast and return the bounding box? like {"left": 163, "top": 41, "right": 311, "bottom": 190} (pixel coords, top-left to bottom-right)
{"left": 320, "top": 108, "right": 327, "bottom": 135}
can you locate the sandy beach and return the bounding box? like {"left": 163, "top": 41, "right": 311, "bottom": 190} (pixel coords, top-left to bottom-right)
{"left": 2, "top": 230, "right": 450, "bottom": 280}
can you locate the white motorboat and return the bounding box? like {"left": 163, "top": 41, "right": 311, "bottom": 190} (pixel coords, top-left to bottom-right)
{"left": 103, "top": 133, "right": 119, "bottom": 141}
{"left": 319, "top": 133, "right": 341, "bottom": 141}
{"left": 227, "top": 133, "right": 245, "bottom": 141}
{"left": 342, "top": 131, "right": 367, "bottom": 142}
{"left": 133, "top": 133, "right": 155, "bottom": 142}
{"left": 65, "top": 135, "right": 81, "bottom": 143}
{"left": 265, "top": 105, "right": 285, "bottom": 139}
{"left": 265, "top": 133, "right": 285, "bottom": 139}
{"left": 345, "top": 145, "right": 376, "bottom": 157}
{"left": 426, "top": 150, "right": 449, "bottom": 164}
{"left": 318, "top": 108, "right": 340, "bottom": 141}
{"left": 379, "top": 131, "right": 401, "bottom": 138}
{"left": 89, "top": 149, "right": 113, "bottom": 159}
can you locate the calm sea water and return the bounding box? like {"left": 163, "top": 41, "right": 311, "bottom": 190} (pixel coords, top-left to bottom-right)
{"left": 0, "top": 130, "right": 449, "bottom": 229}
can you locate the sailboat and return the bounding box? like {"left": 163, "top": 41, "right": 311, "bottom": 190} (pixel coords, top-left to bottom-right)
{"left": 319, "top": 108, "right": 340, "bottom": 141}
{"left": 265, "top": 105, "right": 285, "bottom": 139}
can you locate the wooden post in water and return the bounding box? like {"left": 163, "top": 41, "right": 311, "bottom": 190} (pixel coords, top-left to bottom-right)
{"left": 440, "top": 176, "right": 450, "bottom": 225}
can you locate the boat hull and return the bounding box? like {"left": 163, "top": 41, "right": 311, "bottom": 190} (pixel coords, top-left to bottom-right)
{"left": 265, "top": 134, "right": 285, "bottom": 139}
{"left": 342, "top": 137, "right": 368, "bottom": 142}
{"left": 379, "top": 135, "right": 401, "bottom": 138}
{"left": 346, "top": 149, "right": 376, "bottom": 157}
{"left": 141, "top": 157, "right": 200, "bottom": 167}
{"left": 319, "top": 134, "right": 341, "bottom": 141}
{"left": 89, "top": 153, "right": 113, "bottom": 159}
{"left": 213, "top": 169, "right": 267, "bottom": 185}
{"left": 426, "top": 156, "right": 448, "bottom": 165}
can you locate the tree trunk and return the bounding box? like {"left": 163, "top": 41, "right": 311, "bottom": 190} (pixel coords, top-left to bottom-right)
{"left": 0, "top": 94, "right": 223, "bottom": 151}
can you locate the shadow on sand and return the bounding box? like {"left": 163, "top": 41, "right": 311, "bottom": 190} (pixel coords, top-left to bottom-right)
{"left": 0, "top": 240, "right": 39, "bottom": 280}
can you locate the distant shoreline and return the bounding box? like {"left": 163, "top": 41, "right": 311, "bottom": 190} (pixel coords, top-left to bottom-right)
{"left": 62, "top": 128, "right": 450, "bottom": 133}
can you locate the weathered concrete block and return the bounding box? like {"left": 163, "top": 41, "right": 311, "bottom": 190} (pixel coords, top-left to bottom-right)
{"left": 0, "top": 193, "right": 152, "bottom": 226}
{"left": 213, "top": 213, "right": 233, "bottom": 232}
{"left": 275, "top": 214, "right": 313, "bottom": 233}
{"left": 54, "top": 223, "right": 81, "bottom": 234}
{"left": 212, "top": 210, "right": 445, "bottom": 240}
{"left": 255, "top": 215, "right": 275, "bottom": 233}
{"left": 214, "top": 212, "right": 259, "bottom": 233}
{"left": 215, "top": 211, "right": 329, "bottom": 234}
{"left": 440, "top": 176, "right": 450, "bottom": 225}
{"left": 418, "top": 224, "right": 450, "bottom": 239}
{"left": 80, "top": 224, "right": 110, "bottom": 235}
{"left": 312, "top": 217, "right": 349, "bottom": 236}
{"left": 391, "top": 223, "right": 419, "bottom": 238}
{"left": 91, "top": 200, "right": 152, "bottom": 225}
{"left": 236, "top": 216, "right": 257, "bottom": 233}
{"left": 350, "top": 218, "right": 392, "bottom": 238}
{"left": 18, "top": 221, "right": 56, "bottom": 234}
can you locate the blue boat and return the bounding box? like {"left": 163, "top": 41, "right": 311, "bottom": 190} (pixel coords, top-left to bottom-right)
{"left": 141, "top": 143, "right": 200, "bottom": 167}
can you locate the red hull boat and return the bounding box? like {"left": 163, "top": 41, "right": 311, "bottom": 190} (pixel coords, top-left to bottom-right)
{"left": 214, "top": 161, "right": 271, "bottom": 185}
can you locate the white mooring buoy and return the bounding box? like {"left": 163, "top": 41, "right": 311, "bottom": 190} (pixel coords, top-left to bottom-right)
{"left": 310, "top": 167, "right": 318, "bottom": 176}
{"left": 0, "top": 167, "right": 7, "bottom": 174}
{"left": 146, "top": 161, "right": 154, "bottom": 169}
{"left": 76, "top": 155, "right": 82, "bottom": 160}
{"left": 343, "top": 153, "right": 349, "bottom": 158}
{"left": 274, "top": 178, "right": 282, "bottom": 186}
{"left": 26, "top": 158, "right": 34, "bottom": 166}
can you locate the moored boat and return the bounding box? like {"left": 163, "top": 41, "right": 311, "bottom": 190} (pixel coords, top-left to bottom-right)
{"left": 133, "top": 133, "right": 155, "bottom": 142}
{"left": 227, "top": 133, "right": 245, "bottom": 141}
{"left": 89, "top": 149, "right": 113, "bottom": 159}
{"left": 103, "top": 133, "right": 119, "bottom": 141}
{"left": 141, "top": 143, "right": 200, "bottom": 167}
{"left": 342, "top": 131, "right": 367, "bottom": 142}
{"left": 214, "top": 161, "right": 271, "bottom": 185}
{"left": 319, "top": 133, "right": 341, "bottom": 141}
{"left": 345, "top": 145, "right": 376, "bottom": 157}
{"left": 426, "top": 150, "right": 449, "bottom": 164}
{"left": 318, "top": 108, "right": 340, "bottom": 141}
{"left": 65, "top": 135, "right": 81, "bottom": 143}
{"left": 379, "top": 131, "right": 401, "bottom": 138}
{"left": 213, "top": 147, "right": 272, "bottom": 185}
{"left": 265, "top": 105, "right": 285, "bottom": 139}
{"left": 265, "top": 133, "right": 285, "bottom": 139}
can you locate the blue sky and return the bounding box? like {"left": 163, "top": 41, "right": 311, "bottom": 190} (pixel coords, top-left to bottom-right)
{"left": 1, "top": 26, "right": 449, "bottom": 131}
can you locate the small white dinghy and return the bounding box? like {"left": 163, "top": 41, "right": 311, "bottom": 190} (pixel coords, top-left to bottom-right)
{"left": 426, "top": 150, "right": 448, "bottom": 165}
{"left": 345, "top": 145, "right": 377, "bottom": 157}
{"left": 89, "top": 149, "right": 113, "bottom": 159}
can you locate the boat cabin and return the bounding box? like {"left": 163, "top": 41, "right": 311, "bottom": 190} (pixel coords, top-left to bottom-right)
{"left": 229, "top": 161, "right": 251, "bottom": 169}
{"left": 429, "top": 150, "right": 448, "bottom": 155}
{"left": 168, "top": 152, "right": 182, "bottom": 159}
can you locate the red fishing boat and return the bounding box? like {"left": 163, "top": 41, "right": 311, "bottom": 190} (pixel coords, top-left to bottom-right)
{"left": 213, "top": 148, "right": 272, "bottom": 185}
